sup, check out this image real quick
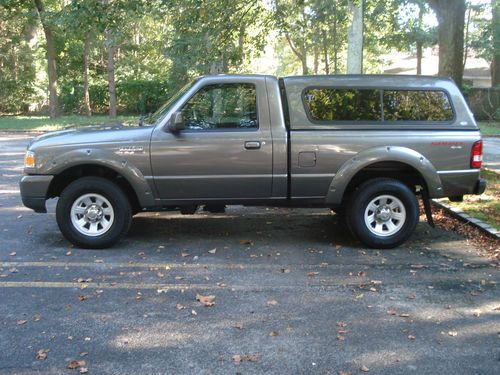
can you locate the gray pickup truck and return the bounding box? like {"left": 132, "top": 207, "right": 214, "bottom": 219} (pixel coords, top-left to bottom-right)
{"left": 20, "top": 74, "right": 486, "bottom": 249}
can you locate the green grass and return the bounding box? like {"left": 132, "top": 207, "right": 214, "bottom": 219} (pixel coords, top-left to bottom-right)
{"left": 0, "top": 115, "right": 138, "bottom": 131}
{"left": 478, "top": 121, "right": 500, "bottom": 136}
{"left": 442, "top": 169, "right": 500, "bottom": 230}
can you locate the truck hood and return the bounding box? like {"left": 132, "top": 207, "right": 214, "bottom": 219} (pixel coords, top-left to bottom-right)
{"left": 28, "top": 124, "right": 154, "bottom": 150}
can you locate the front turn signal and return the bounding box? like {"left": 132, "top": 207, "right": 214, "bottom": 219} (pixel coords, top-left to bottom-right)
{"left": 24, "top": 151, "right": 35, "bottom": 168}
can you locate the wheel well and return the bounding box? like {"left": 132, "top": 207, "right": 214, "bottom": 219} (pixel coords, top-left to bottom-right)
{"left": 342, "top": 161, "right": 427, "bottom": 204}
{"left": 47, "top": 164, "right": 140, "bottom": 212}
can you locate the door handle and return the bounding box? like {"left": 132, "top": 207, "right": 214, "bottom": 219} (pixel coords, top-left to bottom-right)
{"left": 244, "top": 141, "right": 261, "bottom": 150}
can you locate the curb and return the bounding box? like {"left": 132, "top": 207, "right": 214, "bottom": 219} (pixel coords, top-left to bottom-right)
{"left": 432, "top": 200, "right": 500, "bottom": 239}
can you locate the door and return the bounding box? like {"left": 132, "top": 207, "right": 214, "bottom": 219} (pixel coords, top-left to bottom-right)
{"left": 150, "top": 81, "right": 273, "bottom": 201}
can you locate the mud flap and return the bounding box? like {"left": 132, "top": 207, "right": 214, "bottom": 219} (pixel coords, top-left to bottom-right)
{"left": 422, "top": 190, "right": 435, "bottom": 228}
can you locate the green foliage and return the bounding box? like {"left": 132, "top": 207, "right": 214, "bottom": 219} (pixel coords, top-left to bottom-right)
{"left": 0, "top": 0, "right": 495, "bottom": 116}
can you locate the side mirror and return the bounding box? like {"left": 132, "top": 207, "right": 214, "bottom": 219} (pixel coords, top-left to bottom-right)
{"left": 167, "top": 112, "right": 185, "bottom": 133}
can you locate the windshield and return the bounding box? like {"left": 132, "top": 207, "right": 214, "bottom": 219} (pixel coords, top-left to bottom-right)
{"left": 144, "top": 80, "right": 197, "bottom": 125}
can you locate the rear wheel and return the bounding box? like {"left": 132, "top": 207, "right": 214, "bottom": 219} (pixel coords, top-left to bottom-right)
{"left": 56, "top": 177, "right": 132, "bottom": 249}
{"left": 346, "top": 178, "right": 418, "bottom": 249}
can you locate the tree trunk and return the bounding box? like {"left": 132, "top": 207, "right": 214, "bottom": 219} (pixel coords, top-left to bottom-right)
{"left": 83, "top": 35, "right": 91, "bottom": 117}
{"left": 33, "top": 0, "right": 59, "bottom": 118}
{"left": 285, "top": 33, "right": 308, "bottom": 75}
{"left": 347, "top": 0, "right": 364, "bottom": 74}
{"left": 492, "top": 0, "right": 500, "bottom": 87}
{"left": 313, "top": 44, "right": 319, "bottom": 74}
{"left": 416, "top": 4, "right": 424, "bottom": 75}
{"left": 416, "top": 41, "right": 423, "bottom": 75}
{"left": 106, "top": 27, "right": 117, "bottom": 118}
{"left": 428, "top": 0, "right": 466, "bottom": 87}
{"left": 322, "top": 30, "right": 329, "bottom": 74}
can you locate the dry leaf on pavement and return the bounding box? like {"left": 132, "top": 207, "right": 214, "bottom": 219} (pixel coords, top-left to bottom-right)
{"left": 67, "top": 360, "right": 86, "bottom": 369}
{"left": 196, "top": 294, "right": 215, "bottom": 307}
{"left": 238, "top": 239, "right": 253, "bottom": 245}
{"left": 36, "top": 348, "right": 49, "bottom": 360}
{"left": 267, "top": 299, "right": 278, "bottom": 306}
{"left": 232, "top": 353, "right": 260, "bottom": 363}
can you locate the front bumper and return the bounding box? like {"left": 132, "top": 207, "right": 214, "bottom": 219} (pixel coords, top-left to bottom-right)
{"left": 19, "top": 175, "right": 53, "bottom": 213}
{"left": 474, "top": 178, "right": 487, "bottom": 195}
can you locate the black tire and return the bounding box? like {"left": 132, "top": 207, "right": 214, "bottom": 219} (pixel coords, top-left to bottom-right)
{"left": 346, "top": 178, "right": 419, "bottom": 249}
{"left": 56, "top": 177, "right": 132, "bottom": 249}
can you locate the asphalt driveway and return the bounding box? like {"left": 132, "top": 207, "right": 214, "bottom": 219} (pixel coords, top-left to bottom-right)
{"left": 0, "top": 133, "right": 499, "bottom": 374}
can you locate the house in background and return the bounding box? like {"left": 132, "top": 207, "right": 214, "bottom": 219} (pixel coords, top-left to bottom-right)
{"left": 383, "top": 47, "right": 492, "bottom": 88}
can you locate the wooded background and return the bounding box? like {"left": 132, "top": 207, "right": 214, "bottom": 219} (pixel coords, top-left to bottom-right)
{"left": 0, "top": 0, "right": 498, "bottom": 119}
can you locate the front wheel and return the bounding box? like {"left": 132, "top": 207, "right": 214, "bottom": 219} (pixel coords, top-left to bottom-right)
{"left": 346, "top": 178, "right": 419, "bottom": 249}
{"left": 56, "top": 177, "right": 132, "bottom": 249}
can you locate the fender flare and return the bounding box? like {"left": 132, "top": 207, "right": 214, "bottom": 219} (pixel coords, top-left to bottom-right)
{"left": 45, "top": 148, "right": 156, "bottom": 208}
{"left": 325, "top": 146, "right": 444, "bottom": 204}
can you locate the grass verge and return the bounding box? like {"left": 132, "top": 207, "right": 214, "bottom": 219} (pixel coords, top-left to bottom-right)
{"left": 0, "top": 115, "right": 137, "bottom": 131}
{"left": 440, "top": 169, "right": 500, "bottom": 230}
{"left": 478, "top": 121, "right": 500, "bottom": 136}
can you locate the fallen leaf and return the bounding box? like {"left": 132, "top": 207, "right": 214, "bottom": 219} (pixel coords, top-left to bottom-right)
{"left": 33, "top": 314, "right": 41, "bottom": 321}
{"left": 181, "top": 252, "right": 190, "bottom": 257}
{"left": 233, "top": 324, "right": 244, "bottom": 330}
{"left": 67, "top": 360, "right": 86, "bottom": 369}
{"left": 361, "top": 365, "right": 370, "bottom": 372}
{"left": 279, "top": 267, "right": 290, "bottom": 273}
{"left": 408, "top": 335, "right": 416, "bottom": 340}
{"left": 269, "top": 331, "right": 279, "bottom": 337}
{"left": 307, "top": 272, "right": 319, "bottom": 277}
{"left": 9, "top": 251, "right": 16, "bottom": 256}
{"left": 387, "top": 310, "right": 397, "bottom": 316}
{"left": 336, "top": 335, "right": 345, "bottom": 341}
{"left": 448, "top": 331, "right": 458, "bottom": 337}
{"left": 232, "top": 353, "right": 259, "bottom": 363}
{"left": 176, "top": 303, "right": 186, "bottom": 310}
{"left": 80, "top": 352, "right": 88, "bottom": 357}
{"left": 77, "top": 278, "right": 92, "bottom": 283}
{"left": 208, "top": 248, "right": 217, "bottom": 254}
{"left": 267, "top": 299, "right": 278, "bottom": 306}
{"left": 339, "top": 372, "right": 351, "bottom": 375}
{"left": 36, "top": 348, "right": 49, "bottom": 360}
{"left": 239, "top": 239, "right": 253, "bottom": 245}
{"left": 320, "top": 262, "right": 329, "bottom": 267}
{"left": 65, "top": 251, "right": 72, "bottom": 256}
{"left": 196, "top": 293, "right": 215, "bottom": 307}
{"left": 399, "top": 313, "right": 410, "bottom": 318}
{"left": 17, "top": 320, "right": 27, "bottom": 325}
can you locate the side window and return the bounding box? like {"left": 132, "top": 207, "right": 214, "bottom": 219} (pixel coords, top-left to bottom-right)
{"left": 383, "top": 90, "right": 453, "bottom": 121}
{"left": 304, "top": 88, "right": 382, "bottom": 122}
{"left": 181, "top": 83, "right": 258, "bottom": 130}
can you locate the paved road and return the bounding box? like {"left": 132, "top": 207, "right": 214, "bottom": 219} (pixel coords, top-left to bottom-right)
{"left": 0, "top": 133, "right": 499, "bottom": 374}
{"left": 484, "top": 137, "right": 500, "bottom": 171}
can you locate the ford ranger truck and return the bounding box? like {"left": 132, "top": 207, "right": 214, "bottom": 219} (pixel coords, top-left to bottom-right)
{"left": 20, "top": 75, "right": 487, "bottom": 249}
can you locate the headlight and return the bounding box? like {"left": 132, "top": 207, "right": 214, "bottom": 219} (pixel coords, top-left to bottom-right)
{"left": 24, "top": 151, "right": 36, "bottom": 168}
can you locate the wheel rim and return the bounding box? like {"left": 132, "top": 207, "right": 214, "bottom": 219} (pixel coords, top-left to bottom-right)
{"left": 364, "top": 194, "right": 406, "bottom": 237}
{"left": 70, "top": 193, "right": 114, "bottom": 237}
